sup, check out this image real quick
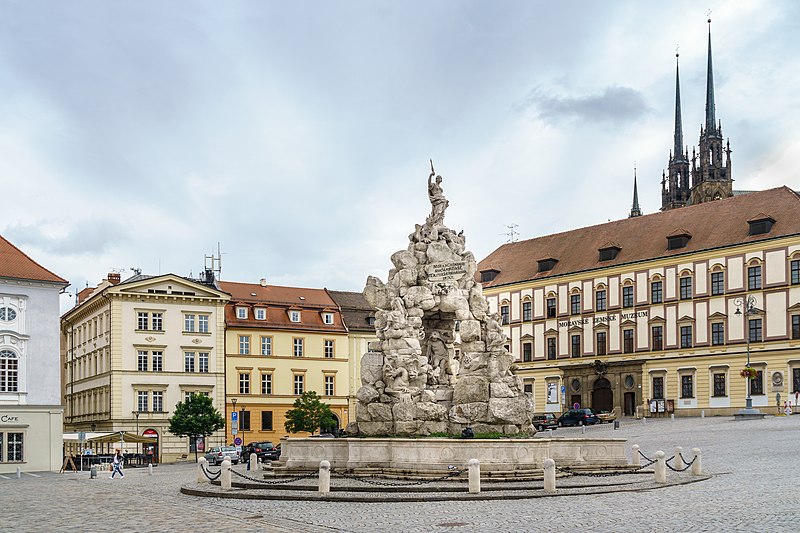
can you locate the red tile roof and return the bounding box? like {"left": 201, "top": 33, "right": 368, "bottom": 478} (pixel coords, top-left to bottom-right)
{"left": 0, "top": 235, "right": 68, "bottom": 284}
{"left": 478, "top": 187, "right": 800, "bottom": 289}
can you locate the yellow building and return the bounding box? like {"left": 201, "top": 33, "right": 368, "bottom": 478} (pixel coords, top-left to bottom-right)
{"left": 478, "top": 187, "right": 800, "bottom": 418}
{"left": 61, "top": 272, "right": 229, "bottom": 462}
{"left": 219, "top": 281, "right": 350, "bottom": 445}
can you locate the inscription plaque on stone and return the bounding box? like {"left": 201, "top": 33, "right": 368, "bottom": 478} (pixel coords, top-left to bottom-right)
{"left": 428, "top": 261, "right": 467, "bottom": 282}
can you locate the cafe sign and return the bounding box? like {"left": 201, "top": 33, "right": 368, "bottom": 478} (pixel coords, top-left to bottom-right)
{"left": 1, "top": 414, "right": 20, "bottom": 423}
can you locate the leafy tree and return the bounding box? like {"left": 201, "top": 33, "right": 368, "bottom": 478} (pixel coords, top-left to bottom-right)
{"left": 284, "top": 391, "right": 336, "bottom": 435}
{"left": 168, "top": 394, "right": 225, "bottom": 460}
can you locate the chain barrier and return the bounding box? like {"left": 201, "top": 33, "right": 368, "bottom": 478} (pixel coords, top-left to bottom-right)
{"left": 665, "top": 454, "right": 696, "bottom": 472}
{"left": 330, "top": 468, "right": 466, "bottom": 487}
{"left": 200, "top": 463, "right": 221, "bottom": 481}
{"left": 230, "top": 468, "right": 319, "bottom": 485}
{"left": 554, "top": 460, "right": 655, "bottom": 478}
{"left": 637, "top": 449, "right": 655, "bottom": 462}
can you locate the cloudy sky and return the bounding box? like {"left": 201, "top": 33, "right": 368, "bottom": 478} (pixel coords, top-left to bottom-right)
{"left": 1, "top": 1, "right": 798, "bottom": 310}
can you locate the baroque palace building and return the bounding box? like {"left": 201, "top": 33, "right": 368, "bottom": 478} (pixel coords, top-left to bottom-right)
{"left": 60, "top": 272, "right": 229, "bottom": 462}
{"left": 477, "top": 22, "right": 800, "bottom": 418}
{"left": 218, "top": 280, "right": 351, "bottom": 444}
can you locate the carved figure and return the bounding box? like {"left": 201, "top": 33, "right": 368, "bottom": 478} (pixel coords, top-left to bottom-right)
{"left": 427, "top": 331, "right": 451, "bottom": 382}
{"left": 427, "top": 161, "right": 449, "bottom": 226}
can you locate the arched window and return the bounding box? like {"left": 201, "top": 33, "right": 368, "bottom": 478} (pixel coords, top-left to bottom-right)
{"left": 0, "top": 350, "right": 19, "bottom": 392}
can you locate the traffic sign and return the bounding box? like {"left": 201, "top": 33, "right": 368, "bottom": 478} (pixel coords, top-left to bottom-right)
{"left": 234, "top": 437, "right": 242, "bottom": 446}
{"left": 78, "top": 431, "right": 86, "bottom": 442}
{"left": 231, "top": 411, "right": 238, "bottom": 421}
{"left": 573, "top": 402, "right": 580, "bottom": 409}
{"left": 561, "top": 385, "right": 566, "bottom": 393}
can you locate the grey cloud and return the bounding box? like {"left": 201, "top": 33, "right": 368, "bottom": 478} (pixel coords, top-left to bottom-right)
{"left": 518, "top": 86, "right": 650, "bottom": 125}
{"left": 4, "top": 219, "right": 127, "bottom": 255}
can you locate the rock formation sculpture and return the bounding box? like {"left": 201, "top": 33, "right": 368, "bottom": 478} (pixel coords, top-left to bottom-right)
{"left": 350, "top": 163, "right": 534, "bottom": 436}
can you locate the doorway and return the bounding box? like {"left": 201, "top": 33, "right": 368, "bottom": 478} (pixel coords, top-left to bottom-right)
{"left": 592, "top": 377, "right": 613, "bottom": 412}
{"left": 624, "top": 392, "right": 636, "bottom": 416}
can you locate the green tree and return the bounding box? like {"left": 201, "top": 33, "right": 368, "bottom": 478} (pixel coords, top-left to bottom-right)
{"left": 168, "top": 394, "right": 225, "bottom": 460}
{"left": 284, "top": 391, "right": 336, "bottom": 435}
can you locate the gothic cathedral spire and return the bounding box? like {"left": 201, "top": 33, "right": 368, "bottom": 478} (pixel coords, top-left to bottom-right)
{"left": 630, "top": 167, "right": 642, "bottom": 218}
{"left": 660, "top": 52, "right": 690, "bottom": 211}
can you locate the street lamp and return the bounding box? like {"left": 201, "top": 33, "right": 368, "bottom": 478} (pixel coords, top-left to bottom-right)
{"left": 734, "top": 295, "right": 760, "bottom": 412}
{"left": 240, "top": 404, "right": 247, "bottom": 450}
{"left": 230, "top": 398, "right": 237, "bottom": 445}
{"left": 133, "top": 411, "right": 140, "bottom": 455}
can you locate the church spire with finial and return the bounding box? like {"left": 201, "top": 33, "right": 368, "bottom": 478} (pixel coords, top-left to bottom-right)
{"left": 674, "top": 51, "right": 685, "bottom": 160}
{"left": 630, "top": 165, "right": 642, "bottom": 218}
{"left": 661, "top": 48, "right": 691, "bottom": 211}
{"left": 704, "top": 17, "right": 716, "bottom": 134}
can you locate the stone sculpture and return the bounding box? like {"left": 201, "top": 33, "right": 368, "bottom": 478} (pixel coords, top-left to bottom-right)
{"left": 350, "top": 163, "right": 534, "bottom": 436}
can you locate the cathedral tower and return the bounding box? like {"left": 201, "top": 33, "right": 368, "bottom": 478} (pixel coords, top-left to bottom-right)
{"left": 661, "top": 52, "right": 691, "bottom": 211}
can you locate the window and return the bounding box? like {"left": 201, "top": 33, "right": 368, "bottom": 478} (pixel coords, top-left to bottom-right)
{"left": 598, "top": 246, "right": 620, "bottom": 261}
{"left": 522, "top": 301, "right": 532, "bottom": 321}
{"left": 570, "top": 294, "right": 581, "bottom": 315}
{"left": 184, "top": 314, "right": 195, "bottom": 332}
{"left": 0, "top": 307, "right": 17, "bottom": 322}
{"left": 667, "top": 234, "right": 690, "bottom": 250}
{"left": 792, "top": 260, "right": 800, "bottom": 285}
{"left": 622, "top": 286, "right": 634, "bottom": 308}
{"left": 748, "top": 218, "right": 774, "bottom": 235}
{"left": 522, "top": 342, "right": 532, "bottom": 362}
{"left": 239, "top": 335, "right": 250, "bottom": 355}
{"left": 679, "top": 276, "right": 693, "bottom": 299}
{"left": 623, "top": 329, "right": 634, "bottom": 353}
{"left": 480, "top": 269, "right": 499, "bottom": 283}
{"left": 652, "top": 376, "right": 664, "bottom": 399}
{"left": 4, "top": 433, "right": 23, "bottom": 462}
{"left": 680, "top": 326, "right": 693, "bottom": 348}
{"left": 152, "top": 351, "right": 163, "bottom": 372}
{"left": 596, "top": 332, "right": 607, "bottom": 356}
{"left": 681, "top": 375, "right": 694, "bottom": 398}
{"left": 547, "top": 298, "right": 556, "bottom": 318}
{"left": 294, "top": 374, "right": 304, "bottom": 395}
{"left": 595, "top": 290, "right": 607, "bottom": 311}
{"left": 137, "top": 312, "right": 148, "bottom": 330}
{"left": 793, "top": 368, "right": 800, "bottom": 394}
{"left": 261, "top": 336, "right": 272, "bottom": 356}
{"left": 138, "top": 391, "right": 148, "bottom": 412}
{"left": 151, "top": 313, "right": 163, "bottom": 331}
{"left": 198, "top": 315, "right": 209, "bottom": 333}
{"left": 261, "top": 374, "right": 273, "bottom": 395}
{"left": 523, "top": 383, "right": 533, "bottom": 395}
{"left": 290, "top": 310, "right": 301, "bottom": 323}
{"left": 500, "top": 305, "right": 510, "bottom": 325}
{"left": 152, "top": 391, "right": 164, "bottom": 412}
{"left": 748, "top": 266, "right": 762, "bottom": 290}
{"left": 261, "top": 411, "right": 273, "bottom": 431}
{"left": 324, "top": 340, "right": 335, "bottom": 358}
{"left": 323, "top": 313, "right": 334, "bottom": 325}
{"left": 325, "top": 375, "right": 335, "bottom": 396}
{"left": 239, "top": 410, "right": 251, "bottom": 431}
{"left": 750, "top": 370, "right": 764, "bottom": 395}
{"left": 711, "top": 272, "right": 724, "bottom": 295}
{"left": 713, "top": 373, "right": 726, "bottom": 397}
{"left": 184, "top": 352, "right": 195, "bottom": 373}
{"left": 712, "top": 323, "right": 725, "bottom": 345}
{"left": 652, "top": 326, "right": 663, "bottom": 351}
{"left": 239, "top": 372, "right": 250, "bottom": 394}
{"left": 236, "top": 307, "right": 248, "bottom": 319}
{"left": 571, "top": 335, "right": 581, "bottom": 357}
{"left": 293, "top": 338, "right": 304, "bottom": 357}
{"left": 749, "top": 319, "right": 763, "bottom": 342}
{"left": 546, "top": 338, "right": 557, "bottom": 360}
{"left": 138, "top": 351, "right": 148, "bottom": 372}
{"left": 793, "top": 315, "right": 800, "bottom": 340}
{"left": 537, "top": 258, "right": 558, "bottom": 272}
{"left": 0, "top": 350, "right": 18, "bottom": 392}
{"left": 651, "top": 281, "right": 663, "bottom": 304}
{"left": 198, "top": 352, "right": 209, "bottom": 373}
{"left": 255, "top": 308, "right": 266, "bottom": 320}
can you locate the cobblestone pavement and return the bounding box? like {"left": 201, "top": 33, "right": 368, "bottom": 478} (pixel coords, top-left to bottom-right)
{"left": 3, "top": 415, "right": 799, "bottom": 532}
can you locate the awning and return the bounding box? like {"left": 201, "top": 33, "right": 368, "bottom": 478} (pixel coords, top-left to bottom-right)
{"left": 88, "top": 431, "right": 157, "bottom": 444}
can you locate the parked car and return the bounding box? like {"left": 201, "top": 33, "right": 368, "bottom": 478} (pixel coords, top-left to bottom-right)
{"left": 532, "top": 413, "right": 558, "bottom": 431}
{"left": 204, "top": 446, "right": 240, "bottom": 465}
{"left": 557, "top": 409, "right": 601, "bottom": 427}
{"left": 243, "top": 441, "right": 276, "bottom": 462}
{"left": 590, "top": 409, "right": 617, "bottom": 423}
{"left": 266, "top": 443, "right": 281, "bottom": 462}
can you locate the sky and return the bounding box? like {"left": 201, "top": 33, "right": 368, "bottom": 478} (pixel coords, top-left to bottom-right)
{"left": 1, "top": 1, "right": 799, "bottom": 311}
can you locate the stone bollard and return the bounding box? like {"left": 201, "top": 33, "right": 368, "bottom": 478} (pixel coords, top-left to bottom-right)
{"left": 468, "top": 459, "right": 481, "bottom": 494}
{"left": 148, "top": 463, "right": 153, "bottom": 476}
{"left": 16, "top": 467, "right": 21, "bottom": 479}
{"left": 197, "top": 457, "right": 208, "bottom": 483}
{"left": 670, "top": 413, "right": 675, "bottom": 422}
{"left": 250, "top": 453, "right": 258, "bottom": 471}
{"left": 90, "top": 465, "right": 97, "bottom": 479}
{"left": 674, "top": 446, "right": 685, "bottom": 470}
{"left": 581, "top": 425, "right": 586, "bottom": 434}
{"left": 318, "top": 460, "right": 331, "bottom": 493}
{"left": 543, "top": 458, "right": 556, "bottom": 493}
{"left": 691, "top": 448, "right": 702, "bottom": 476}
{"left": 654, "top": 451, "right": 666, "bottom": 483}
{"left": 631, "top": 445, "right": 641, "bottom": 467}
{"left": 642, "top": 417, "right": 647, "bottom": 425}
{"left": 221, "top": 458, "right": 232, "bottom": 490}
{"left": 547, "top": 428, "right": 553, "bottom": 437}
{"left": 701, "top": 410, "right": 705, "bottom": 418}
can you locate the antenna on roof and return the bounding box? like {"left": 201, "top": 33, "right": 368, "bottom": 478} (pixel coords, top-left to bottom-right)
{"left": 130, "top": 266, "right": 142, "bottom": 276}
{"left": 503, "top": 223, "right": 519, "bottom": 243}
{"left": 203, "top": 242, "right": 224, "bottom": 283}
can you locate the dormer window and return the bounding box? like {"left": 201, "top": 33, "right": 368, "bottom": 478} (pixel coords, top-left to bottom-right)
{"left": 598, "top": 243, "right": 621, "bottom": 262}
{"left": 366, "top": 316, "right": 376, "bottom": 326}
{"left": 255, "top": 308, "right": 266, "bottom": 320}
{"left": 667, "top": 230, "right": 692, "bottom": 250}
{"left": 748, "top": 215, "right": 775, "bottom": 236}
{"left": 289, "top": 310, "right": 301, "bottom": 323}
{"left": 480, "top": 269, "right": 500, "bottom": 283}
{"left": 537, "top": 258, "right": 558, "bottom": 273}
{"left": 322, "top": 312, "right": 334, "bottom": 325}
{"left": 236, "top": 307, "right": 248, "bottom": 320}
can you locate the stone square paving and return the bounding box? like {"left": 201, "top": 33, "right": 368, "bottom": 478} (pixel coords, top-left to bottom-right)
{"left": 3, "top": 415, "right": 799, "bottom": 532}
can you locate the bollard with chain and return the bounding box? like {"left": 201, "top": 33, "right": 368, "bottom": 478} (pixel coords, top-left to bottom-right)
{"left": 318, "top": 460, "right": 331, "bottom": 493}
{"left": 631, "top": 444, "right": 641, "bottom": 467}
{"left": 468, "top": 459, "right": 480, "bottom": 494}
{"left": 148, "top": 463, "right": 153, "bottom": 476}
{"left": 674, "top": 446, "right": 685, "bottom": 470}
{"left": 543, "top": 458, "right": 556, "bottom": 493}
{"left": 197, "top": 457, "right": 208, "bottom": 483}
{"left": 16, "top": 467, "right": 20, "bottom": 479}
{"left": 250, "top": 453, "right": 258, "bottom": 472}
{"left": 691, "top": 448, "right": 702, "bottom": 476}
{"left": 221, "top": 458, "right": 232, "bottom": 490}
{"left": 654, "top": 451, "right": 666, "bottom": 483}
{"left": 642, "top": 417, "right": 647, "bottom": 425}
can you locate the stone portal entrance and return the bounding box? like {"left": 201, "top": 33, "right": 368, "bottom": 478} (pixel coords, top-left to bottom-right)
{"left": 591, "top": 377, "right": 613, "bottom": 412}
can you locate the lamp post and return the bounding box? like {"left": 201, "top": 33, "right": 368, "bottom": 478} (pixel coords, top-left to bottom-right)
{"left": 133, "top": 411, "right": 140, "bottom": 455}
{"left": 240, "top": 404, "right": 247, "bottom": 451}
{"left": 230, "top": 398, "right": 237, "bottom": 445}
{"left": 734, "top": 295, "right": 759, "bottom": 413}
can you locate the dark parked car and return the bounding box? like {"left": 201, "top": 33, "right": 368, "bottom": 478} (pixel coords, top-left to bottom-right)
{"left": 557, "top": 409, "right": 601, "bottom": 427}
{"left": 265, "top": 443, "right": 281, "bottom": 462}
{"left": 243, "top": 441, "right": 276, "bottom": 462}
{"left": 532, "top": 413, "right": 558, "bottom": 431}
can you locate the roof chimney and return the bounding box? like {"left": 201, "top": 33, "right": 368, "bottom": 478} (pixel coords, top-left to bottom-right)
{"left": 260, "top": 278, "right": 267, "bottom": 287}
{"left": 108, "top": 272, "right": 121, "bottom": 285}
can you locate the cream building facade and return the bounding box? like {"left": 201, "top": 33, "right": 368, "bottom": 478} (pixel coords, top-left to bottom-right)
{"left": 61, "top": 273, "right": 229, "bottom": 462}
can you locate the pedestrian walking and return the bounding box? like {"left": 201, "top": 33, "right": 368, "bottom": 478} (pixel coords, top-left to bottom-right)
{"left": 110, "top": 448, "right": 125, "bottom": 479}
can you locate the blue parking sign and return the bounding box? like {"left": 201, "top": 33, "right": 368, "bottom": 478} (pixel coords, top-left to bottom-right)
{"left": 231, "top": 411, "right": 238, "bottom": 421}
